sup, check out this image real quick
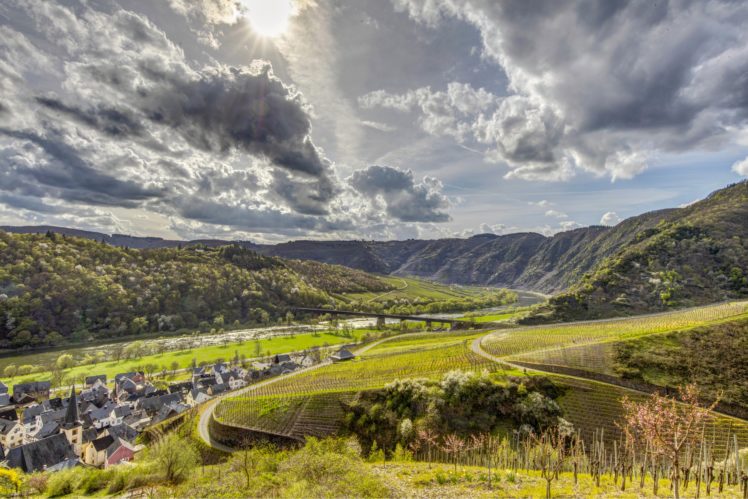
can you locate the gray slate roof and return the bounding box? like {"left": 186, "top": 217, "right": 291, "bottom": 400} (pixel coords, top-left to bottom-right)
{"left": 6, "top": 433, "right": 77, "bottom": 473}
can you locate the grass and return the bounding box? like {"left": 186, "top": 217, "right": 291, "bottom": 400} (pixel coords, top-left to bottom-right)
{"left": 0, "top": 329, "right": 376, "bottom": 387}
{"left": 337, "top": 276, "right": 495, "bottom": 303}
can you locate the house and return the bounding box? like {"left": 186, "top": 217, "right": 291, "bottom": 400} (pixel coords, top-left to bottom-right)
{"left": 114, "top": 372, "right": 144, "bottom": 384}
{"left": 0, "top": 418, "right": 25, "bottom": 448}
{"left": 330, "top": 349, "right": 355, "bottom": 362}
{"left": 21, "top": 404, "right": 45, "bottom": 434}
{"left": 217, "top": 372, "right": 247, "bottom": 391}
{"left": 0, "top": 381, "right": 10, "bottom": 408}
{"left": 186, "top": 388, "right": 210, "bottom": 406}
{"left": 273, "top": 354, "right": 292, "bottom": 364}
{"left": 168, "top": 381, "right": 193, "bottom": 395}
{"left": 85, "top": 375, "right": 107, "bottom": 386}
{"left": 105, "top": 423, "right": 138, "bottom": 444}
{"left": 208, "top": 383, "right": 228, "bottom": 396}
{"left": 13, "top": 381, "right": 51, "bottom": 402}
{"left": 298, "top": 355, "right": 316, "bottom": 368}
{"left": 138, "top": 393, "right": 182, "bottom": 416}
{"left": 151, "top": 402, "right": 189, "bottom": 424}
{"left": 6, "top": 433, "right": 78, "bottom": 473}
{"left": 212, "top": 362, "right": 229, "bottom": 374}
{"left": 82, "top": 434, "right": 136, "bottom": 468}
{"left": 86, "top": 402, "right": 131, "bottom": 430}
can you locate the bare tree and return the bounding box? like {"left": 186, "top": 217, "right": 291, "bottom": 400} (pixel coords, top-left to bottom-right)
{"left": 622, "top": 384, "right": 719, "bottom": 499}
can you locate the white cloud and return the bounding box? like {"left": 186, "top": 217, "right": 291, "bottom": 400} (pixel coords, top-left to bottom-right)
{"left": 392, "top": 0, "right": 748, "bottom": 182}
{"left": 732, "top": 156, "right": 748, "bottom": 177}
{"left": 544, "top": 209, "right": 568, "bottom": 219}
{"left": 600, "top": 211, "right": 622, "bottom": 226}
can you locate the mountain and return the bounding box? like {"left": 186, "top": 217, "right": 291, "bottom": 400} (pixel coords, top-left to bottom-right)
{"left": 540, "top": 181, "right": 748, "bottom": 320}
{"left": 4, "top": 181, "right": 747, "bottom": 320}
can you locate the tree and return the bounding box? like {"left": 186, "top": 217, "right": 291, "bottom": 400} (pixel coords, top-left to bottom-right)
{"left": 442, "top": 434, "right": 466, "bottom": 473}
{"left": 149, "top": 433, "right": 199, "bottom": 483}
{"left": 622, "top": 384, "right": 718, "bottom": 499}
{"left": 3, "top": 365, "right": 17, "bottom": 378}
{"left": 17, "top": 365, "right": 34, "bottom": 375}
{"left": 0, "top": 468, "right": 22, "bottom": 496}
{"left": 170, "top": 361, "right": 180, "bottom": 376}
{"left": 56, "top": 353, "right": 74, "bottom": 370}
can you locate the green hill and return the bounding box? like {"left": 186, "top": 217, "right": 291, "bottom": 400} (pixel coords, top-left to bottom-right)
{"left": 538, "top": 181, "right": 748, "bottom": 321}
{"left": 0, "top": 231, "right": 386, "bottom": 349}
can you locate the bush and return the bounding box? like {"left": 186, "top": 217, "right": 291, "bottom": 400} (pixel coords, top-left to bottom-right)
{"left": 147, "top": 433, "right": 199, "bottom": 483}
{"left": 46, "top": 469, "right": 84, "bottom": 497}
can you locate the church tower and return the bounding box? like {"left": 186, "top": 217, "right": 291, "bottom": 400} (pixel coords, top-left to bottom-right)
{"left": 61, "top": 386, "right": 83, "bottom": 455}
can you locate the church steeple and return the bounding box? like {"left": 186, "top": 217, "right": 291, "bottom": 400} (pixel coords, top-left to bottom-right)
{"left": 62, "top": 385, "right": 80, "bottom": 429}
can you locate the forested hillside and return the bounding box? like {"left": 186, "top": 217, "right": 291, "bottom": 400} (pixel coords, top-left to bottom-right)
{"left": 0, "top": 231, "right": 391, "bottom": 349}
{"left": 540, "top": 181, "right": 748, "bottom": 320}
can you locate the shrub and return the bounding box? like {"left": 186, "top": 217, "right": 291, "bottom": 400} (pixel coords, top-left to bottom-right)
{"left": 46, "top": 469, "right": 84, "bottom": 497}
{"left": 147, "top": 433, "right": 199, "bottom": 483}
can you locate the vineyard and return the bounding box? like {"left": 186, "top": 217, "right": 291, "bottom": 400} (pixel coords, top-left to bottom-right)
{"left": 211, "top": 339, "right": 503, "bottom": 438}
{"left": 215, "top": 392, "right": 354, "bottom": 441}
{"left": 208, "top": 301, "right": 748, "bottom": 453}
{"left": 480, "top": 301, "right": 748, "bottom": 359}
{"left": 554, "top": 377, "right": 748, "bottom": 456}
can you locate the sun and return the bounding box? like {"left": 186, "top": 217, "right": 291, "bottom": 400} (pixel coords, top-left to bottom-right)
{"left": 242, "top": 0, "right": 294, "bottom": 38}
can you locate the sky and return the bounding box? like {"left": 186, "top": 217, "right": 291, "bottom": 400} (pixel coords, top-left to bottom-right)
{"left": 1, "top": 0, "right": 747, "bottom": 243}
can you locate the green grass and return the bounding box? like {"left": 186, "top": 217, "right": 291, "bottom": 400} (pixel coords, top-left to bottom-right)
{"left": 0, "top": 329, "right": 376, "bottom": 387}
{"left": 460, "top": 310, "right": 526, "bottom": 323}
{"left": 338, "top": 276, "right": 494, "bottom": 303}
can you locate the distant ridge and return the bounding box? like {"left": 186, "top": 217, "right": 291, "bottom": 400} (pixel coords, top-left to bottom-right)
{"left": 3, "top": 181, "right": 747, "bottom": 308}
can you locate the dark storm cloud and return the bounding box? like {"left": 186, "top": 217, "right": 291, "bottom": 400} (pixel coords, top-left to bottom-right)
{"left": 35, "top": 97, "right": 146, "bottom": 138}
{"left": 92, "top": 61, "right": 332, "bottom": 180}
{"left": 0, "top": 128, "right": 164, "bottom": 207}
{"left": 393, "top": 0, "right": 748, "bottom": 180}
{"left": 349, "top": 165, "right": 450, "bottom": 223}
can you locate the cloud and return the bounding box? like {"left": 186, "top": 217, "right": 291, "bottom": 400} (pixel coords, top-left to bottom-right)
{"left": 0, "top": 0, "right": 363, "bottom": 236}
{"left": 544, "top": 209, "right": 568, "bottom": 219}
{"left": 732, "top": 157, "right": 748, "bottom": 177}
{"left": 348, "top": 165, "right": 451, "bottom": 223}
{"left": 529, "top": 200, "right": 553, "bottom": 207}
{"left": 600, "top": 211, "right": 622, "bottom": 226}
{"left": 390, "top": 0, "right": 748, "bottom": 181}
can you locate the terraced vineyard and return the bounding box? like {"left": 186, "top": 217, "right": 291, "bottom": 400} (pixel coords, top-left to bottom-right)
{"left": 208, "top": 301, "right": 748, "bottom": 450}
{"left": 360, "top": 330, "right": 488, "bottom": 357}
{"left": 211, "top": 338, "right": 504, "bottom": 438}
{"left": 215, "top": 392, "right": 354, "bottom": 441}
{"left": 251, "top": 341, "right": 498, "bottom": 398}
{"left": 555, "top": 377, "right": 748, "bottom": 457}
{"left": 481, "top": 301, "right": 748, "bottom": 359}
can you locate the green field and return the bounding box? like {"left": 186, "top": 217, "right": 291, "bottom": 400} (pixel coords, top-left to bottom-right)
{"left": 336, "top": 276, "right": 497, "bottom": 303}
{"left": 0, "top": 329, "right": 376, "bottom": 387}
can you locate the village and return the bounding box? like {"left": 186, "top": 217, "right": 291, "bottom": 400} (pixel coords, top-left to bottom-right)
{"left": 0, "top": 347, "right": 355, "bottom": 473}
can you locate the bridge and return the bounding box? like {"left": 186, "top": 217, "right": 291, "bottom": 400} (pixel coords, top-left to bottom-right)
{"left": 292, "top": 307, "right": 468, "bottom": 329}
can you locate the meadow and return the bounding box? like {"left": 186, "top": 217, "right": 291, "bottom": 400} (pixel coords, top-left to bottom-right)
{"left": 0, "top": 329, "right": 375, "bottom": 387}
